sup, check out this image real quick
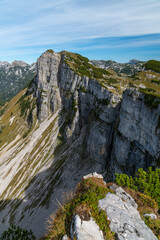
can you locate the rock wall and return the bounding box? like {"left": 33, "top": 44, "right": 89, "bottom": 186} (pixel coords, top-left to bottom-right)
{"left": 35, "top": 51, "right": 160, "bottom": 176}
{"left": 35, "top": 50, "right": 120, "bottom": 171}
{"left": 108, "top": 89, "right": 160, "bottom": 179}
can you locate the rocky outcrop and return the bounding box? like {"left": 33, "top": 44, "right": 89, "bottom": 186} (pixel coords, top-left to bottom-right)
{"left": 99, "top": 186, "right": 157, "bottom": 240}
{"left": 61, "top": 175, "right": 157, "bottom": 240}
{"left": 70, "top": 215, "right": 104, "bottom": 240}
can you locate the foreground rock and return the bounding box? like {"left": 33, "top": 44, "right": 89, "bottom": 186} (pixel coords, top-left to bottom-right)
{"left": 70, "top": 215, "right": 104, "bottom": 240}
{"left": 99, "top": 187, "right": 157, "bottom": 240}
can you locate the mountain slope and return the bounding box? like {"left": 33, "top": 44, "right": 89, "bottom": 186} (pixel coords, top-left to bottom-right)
{"left": 0, "top": 50, "right": 160, "bottom": 238}
{"left": 0, "top": 61, "right": 36, "bottom": 106}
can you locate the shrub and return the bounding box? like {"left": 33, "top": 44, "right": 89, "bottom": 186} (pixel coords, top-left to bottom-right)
{"left": 0, "top": 225, "right": 36, "bottom": 240}
{"left": 143, "top": 217, "right": 160, "bottom": 239}
{"left": 44, "top": 178, "right": 115, "bottom": 240}
{"left": 115, "top": 167, "right": 160, "bottom": 209}
{"left": 139, "top": 91, "right": 160, "bottom": 109}
{"left": 145, "top": 60, "right": 160, "bottom": 73}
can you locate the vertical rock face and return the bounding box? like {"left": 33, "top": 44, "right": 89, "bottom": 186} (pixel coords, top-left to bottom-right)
{"left": 35, "top": 50, "right": 120, "bottom": 170}
{"left": 108, "top": 89, "right": 160, "bottom": 178}
{"left": 36, "top": 51, "right": 62, "bottom": 121}
{"left": 35, "top": 51, "right": 160, "bottom": 180}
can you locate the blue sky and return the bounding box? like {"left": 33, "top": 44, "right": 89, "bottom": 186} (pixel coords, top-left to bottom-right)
{"left": 0, "top": 0, "right": 160, "bottom": 63}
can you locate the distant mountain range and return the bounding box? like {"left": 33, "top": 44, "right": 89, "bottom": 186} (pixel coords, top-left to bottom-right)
{"left": 0, "top": 61, "right": 36, "bottom": 106}
{"left": 90, "top": 59, "right": 144, "bottom": 75}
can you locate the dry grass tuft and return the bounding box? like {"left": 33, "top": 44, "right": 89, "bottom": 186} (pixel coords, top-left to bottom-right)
{"left": 74, "top": 203, "right": 91, "bottom": 221}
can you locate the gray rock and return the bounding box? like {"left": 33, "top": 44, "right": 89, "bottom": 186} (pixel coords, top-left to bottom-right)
{"left": 144, "top": 213, "right": 157, "bottom": 219}
{"left": 83, "top": 172, "right": 103, "bottom": 179}
{"left": 109, "top": 183, "right": 119, "bottom": 191}
{"left": 108, "top": 88, "right": 160, "bottom": 179}
{"left": 71, "top": 215, "right": 104, "bottom": 240}
{"left": 62, "top": 235, "right": 69, "bottom": 240}
{"left": 114, "top": 187, "right": 138, "bottom": 209}
{"left": 99, "top": 191, "right": 157, "bottom": 240}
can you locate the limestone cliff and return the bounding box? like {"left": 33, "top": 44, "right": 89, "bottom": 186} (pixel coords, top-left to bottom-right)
{"left": 0, "top": 50, "right": 160, "bottom": 238}
{"left": 109, "top": 89, "right": 160, "bottom": 179}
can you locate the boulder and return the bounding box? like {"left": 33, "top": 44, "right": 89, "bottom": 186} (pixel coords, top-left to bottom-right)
{"left": 71, "top": 215, "right": 104, "bottom": 240}
{"left": 62, "top": 235, "right": 69, "bottom": 240}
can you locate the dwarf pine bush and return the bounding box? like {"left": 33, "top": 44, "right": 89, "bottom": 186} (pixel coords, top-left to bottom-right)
{"left": 115, "top": 167, "right": 160, "bottom": 209}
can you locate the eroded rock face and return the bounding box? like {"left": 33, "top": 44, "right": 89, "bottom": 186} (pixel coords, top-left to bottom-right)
{"left": 99, "top": 188, "right": 157, "bottom": 240}
{"left": 35, "top": 50, "right": 120, "bottom": 170}
{"left": 108, "top": 89, "right": 160, "bottom": 179}
{"left": 35, "top": 51, "right": 160, "bottom": 178}
{"left": 36, "top": 51, "right": 62, "bottom": 121}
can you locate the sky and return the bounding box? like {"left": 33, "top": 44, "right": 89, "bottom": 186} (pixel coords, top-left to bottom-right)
{"left": 0, "top": 0, "right": 160, "bottom": 63}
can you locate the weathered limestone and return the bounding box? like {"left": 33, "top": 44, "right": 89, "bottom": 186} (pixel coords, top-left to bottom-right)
{"left": 71, "top": 215, "right": 104, "bottom": 240}
{"left": 83, "top": 172, "right": 103, "bottom": 179}
{"left": 62, "top": 235, "right": 69, "bottom": 240}
{"left": 144, "top": 213, "right": 157, "bottom": 220}
{"left": 109, "top": 88, "right": 160, "bottom": 178}
{"left": 99, "top": 189, "right": 157, "bottom": 240}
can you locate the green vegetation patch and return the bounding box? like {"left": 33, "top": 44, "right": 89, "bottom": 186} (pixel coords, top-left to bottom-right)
{"left": 43, "top": 177, "right": 115, "bottom": 240}
{"left": 0, "top": 225, "right": 35, "bottom": 240}
{"left": 151, "top": 80, "right": 160, "bottom": 85}
{"left": 64, "top": 52, "right": 110, "bottom": 80}
{"left": 115, "top": 167, "right": 160, "bottom": 239}
{"left": 139, "top": 90, "right": 160, "bottom": 109}
{"left": 143, "top": 216, "right": 160, "bottom": 239}
{"left": 145, "top": 60, "right": 160, "bottom": 74}
{"left": 115, "top": 167, "right": 160, "bottom": 209}
{"left": 46, "top": 49, "right": 54, "bottom": 53}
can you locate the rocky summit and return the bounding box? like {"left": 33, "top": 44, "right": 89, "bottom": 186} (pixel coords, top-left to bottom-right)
{"left": 0, "top": 50, "right": 160, "bottom": 238}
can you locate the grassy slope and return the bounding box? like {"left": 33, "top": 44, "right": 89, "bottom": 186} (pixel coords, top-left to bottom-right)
{"left": 64, "top": 52, "right": 160, "bottom": 99}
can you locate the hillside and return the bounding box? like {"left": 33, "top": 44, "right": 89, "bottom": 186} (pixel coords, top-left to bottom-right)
{"left": 145, "top": 60, "right": 160, "bottom": 74}
{"left": 0, "top": 50, "right": 159, "bottom": 238}
{"left": 0, "top": 61, "right": 36, "bottom": 106}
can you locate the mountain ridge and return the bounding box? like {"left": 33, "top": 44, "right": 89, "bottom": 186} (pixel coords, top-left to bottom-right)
{"left": 0, "top": 50, "right": 159, "bottom": 238}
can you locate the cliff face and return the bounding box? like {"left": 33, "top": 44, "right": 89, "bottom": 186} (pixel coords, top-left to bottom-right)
{"left": 35, "top": 51, "right": 160, "bottom": 178}
{"left": 0, "top": 50, "right": 159, "bottom": 238}
{"left": 35, "top": 50, "right": 120, "bottom": 170}
{"left": 109, "top": 89, "right": 160, "bottom": 179}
